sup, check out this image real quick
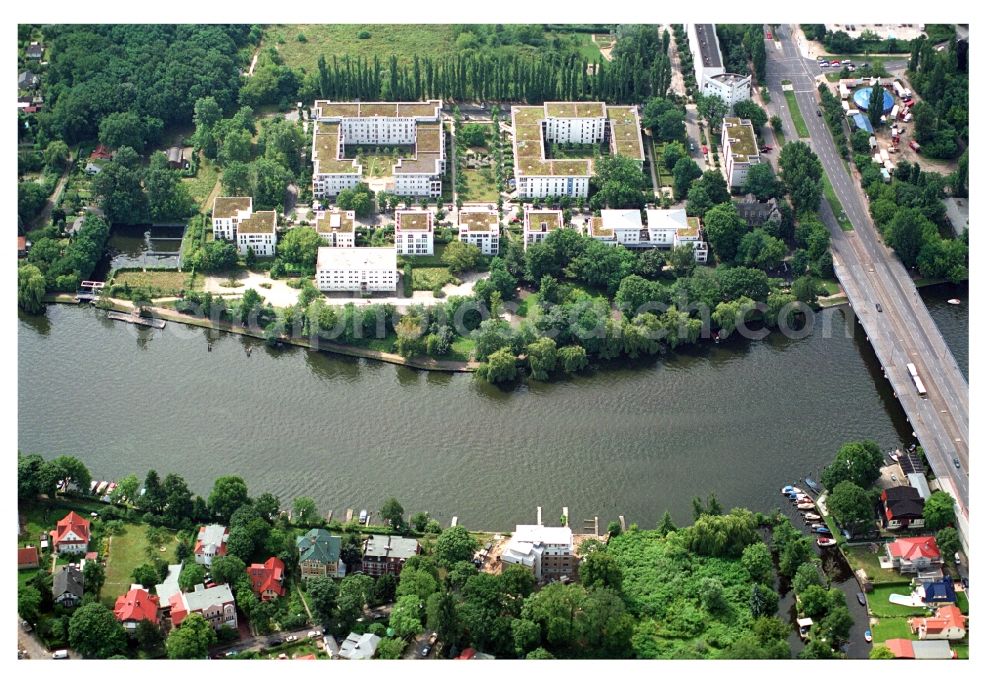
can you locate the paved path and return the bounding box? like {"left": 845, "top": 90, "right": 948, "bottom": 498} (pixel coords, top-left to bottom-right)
{"left": 768, "top": 25, "right": 969, "bottom": 548}
{"left": 664, "top": 26, "right": 688, "bottom": 97}
{"left": 32, "top": 166, "right": 70, "bottom": 230}
{"left": 210, "top": 624, "right": 324, "bottom": 658}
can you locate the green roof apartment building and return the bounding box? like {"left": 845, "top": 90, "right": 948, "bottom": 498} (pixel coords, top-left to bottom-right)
{"left": 720, "top": 117, "right": 761, "bottom": 190}
{"left": 511, "top": 102, "right": 644, "bottom": 199}
{"left": 310, "top": 100, "right": 446, "bottom": 199}
{"left": 297, "top": 529, "right": 347, "bottom": 579}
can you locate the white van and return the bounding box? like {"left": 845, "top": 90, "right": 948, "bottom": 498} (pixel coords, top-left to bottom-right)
{"left": 358, "top": 510, "right": 368, "bottom": 525}
{"left": 52, "top": 650, "right": 69, "bottom": 659}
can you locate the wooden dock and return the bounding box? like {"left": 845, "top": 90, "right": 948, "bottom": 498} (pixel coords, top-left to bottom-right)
{"left": 106, "top": 311, "right": 166, "bottom": 329}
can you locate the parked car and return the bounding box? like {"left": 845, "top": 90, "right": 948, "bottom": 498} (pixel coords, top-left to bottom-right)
{"left": 268, "top": 639, "right": 283, "bottom": 647}
{"left": 52, "top": 650, "right": 69, "bottom": 660}
{"left": 224, "top": 650, "right": 238, "bottom": 657}
{"left": 816, "top": 109, "right": 822, "bottom": 117}
{"left": 421, "top": 645, "right": 431, "bottom": 657}
{"left": 856, "top": 592, "right": 867, "bottom": 606}
{"left": 766, "top": 31, "right": 772, "bottom": 40}
{"left": 285, "top": 635, "right": 298, "bottom": 643}
{"left": 429, "top": 633, "right": 438, "bottom": 646}
{"left": 307, "top": 630, "right": 321, "bottom": 638}
{"left": 358, "top": 510, "right": 368, "bottom": 525}
{"left": 876, "top": 303, "right": 883, "bottom": 313}
{"left": 701, "top": 145, "right": 708, "bottom": 155}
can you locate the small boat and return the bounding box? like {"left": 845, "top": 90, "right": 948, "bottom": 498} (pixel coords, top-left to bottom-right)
{"left": 781, "top": 485, "right": 800, "bottom": 495}
{"left": 864, "top": 629, "right": 872, "bottom": 643}
{"left": 96, "top": 480, "right": 109, "bottom": 495}
{"left": 787, "top": 492, "right": 804, "bottom": 501}
{"left": 947, "top": 298, "right": 961, "bottom": 305}
{"left": 89, "top": 480, "right": 98, "bottom": 493}
{"left": 816, "top": 537, "right": 837, "bottom": 548}
{"left": 797, "top": 502, "right": 816, "bottom": 511}
{"left": 804, "top": 478, "right": 821, "bottom": 493}
{"left": 812, "top": 526, "right": 832, "bottom": 535}
{"left": 803, "top": 513, "right": 822, "bottom": 521}
{"left": 796, "top": 496, "right": 814, "bottom": 505}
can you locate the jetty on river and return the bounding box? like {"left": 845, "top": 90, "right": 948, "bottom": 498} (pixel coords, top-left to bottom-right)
{"left": 106, "top": 310, "right": 166, "bottom": 329}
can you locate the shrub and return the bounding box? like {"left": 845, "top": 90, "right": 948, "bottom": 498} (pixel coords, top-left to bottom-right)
{"left": 358, "top": 30, "right": 371, "bottom": 40}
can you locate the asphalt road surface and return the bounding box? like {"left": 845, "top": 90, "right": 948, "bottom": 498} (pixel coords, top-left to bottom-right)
{"left": 765, "top": 26, "right": 969, "bottom": 545}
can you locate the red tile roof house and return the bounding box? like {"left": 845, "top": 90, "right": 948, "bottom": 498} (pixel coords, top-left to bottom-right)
{"left": 885, "top": 536, "right": 942, "bottom": 574}
{"left": 909, "top": 605, "right": 967, "bottom": 641}
{"left": 194, "top": 524, "right": 229, "bottom": 566}
{"left": 247, "top": 556, "right": 285, "bottom": 601}
{"left": 49, "top": 511, "right": 91, "bottom": 555}
{"left": 114, "top": 586, "right": 161, "bottom": 633}
{"left": 89, "top": 144, "right": 114, "bottom": 161}
{"left": 17, "top": 546, "right": 40, "bottom": 570}
{"left": 884, "top": 638, "right": 956, "bottom": 659}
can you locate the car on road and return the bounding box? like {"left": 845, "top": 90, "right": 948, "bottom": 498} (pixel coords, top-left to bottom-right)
{"left": 831, "top": 61, "right": 840, "bottom": 67}
{"left": 285, "top": 635, "right": 298, "bottom": 643}
{"left": 225, "top": 650, "right": 238, "bottom": 657}
{"left": 953, "top": 457, "right": 961, "bottom": 469}
{"left": 421, "top": 645, "right": 431, "bottom": 657}
{"left": 689, "top": 142, "right": 696, "bottom": 152}
{"left": 876, "top": 303, "right": 882, "bottom": 312}
{"left": 307, "top": 630, "right": 321, "bottom": 638}
{"left": 856, "top": 592, "right": 867, "bottom": 606}
{"left": 816, "top": 109, "right": 822, "bottom": 117}
{"left": 267, "top": 639, "right": 283, "bottom": 647}
{"left": 52, "top": 650, "right": 69, "bottom": 660}
{"left": 766, "top": 31, "right": 772, "bottom": 40}
{"left": 701, "top": 145, "right": 708, "bottom": 156}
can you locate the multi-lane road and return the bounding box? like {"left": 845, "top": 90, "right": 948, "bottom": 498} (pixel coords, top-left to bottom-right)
{"left": 764, "top": 25, "right": 970, "bottom": 546}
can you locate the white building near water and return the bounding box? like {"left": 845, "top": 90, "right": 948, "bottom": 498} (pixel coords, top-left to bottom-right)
{"left": 500, "top": 525, "right": 576, "bottom": 582}
{"left": 212, "top": 196, "right": 253, "bottom": 241}
{"left": 316, "top": 247, "right": 398, "bottom": 293}
{"left": 687, "top": 24, "right": 752, "bottom": 108}
{"left": 236, "top": 210, "right": 277, "bottom": 257}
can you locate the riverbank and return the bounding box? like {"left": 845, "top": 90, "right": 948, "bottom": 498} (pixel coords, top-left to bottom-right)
{"left": 44, "top": 294, "right": 479, "bottom": 373}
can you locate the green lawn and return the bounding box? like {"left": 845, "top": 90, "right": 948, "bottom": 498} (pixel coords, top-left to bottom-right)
{"left": 783, "top": 91, "right": 810, "bottom": 138}
{"left": 821, "top": 172, "right": 854, "bottom": 231}
{"left": 181, "top": 156, "right": 221, "bottom": 211}
{"left": 111, "top": 270, "right": 204, "bottom": 296}
{"left": 867, "top": 583, "right": 927, "bottom": 618}
{"left": 464, "top": 165, "right": 500, "bottom": 203}
{"left": 842, "top": 546, "right": 910, "bottom": 584}
{"left": 870, "top": 616, "right": 912, "bottom": 643}
{"left": 445, "top": 336, "right": 476, "bottom": 361}
{"left": 101, "top": 524, "right": 179, "bottom": 606}
{"left": 412, "top": 267, "right": 456, "bottom": 291}
{"left": 516, "top": 292, "right": 539, "bottom": 317}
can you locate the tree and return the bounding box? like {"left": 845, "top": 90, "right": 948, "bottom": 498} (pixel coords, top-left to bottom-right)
{"left": 867, "top": 82, "right": 886, "bottom": 130}
{"left": 778, "top": 141, "right": 822, "bottom": 213}
{"left": 579, "top": 551, "right": 623, "bottom": 591}
{"left": 512, "top": 617, "right": 542, "bottom": 656}
{"left": 821, "top": 440, "right": 884, "bottom": 489}
{"left": 99, "top": 111, "right": 158, "bottom": 153}
{"left": 935, "top": 526, "right": 960, "bottom": 562}
{"left": 134, "top": 619, "right": 164, "bottom": 653}
{"left": 441, "top": 240, "right": 479, "bottom": 275}
{"left": 733, "top": 100, "right": 768, "bottom": 138}
{"left": 913, "top": 101, "right": 937, "bottom": 144}
{"left": 737, "top": 230, "right": 786, "bottom": 271}
{"left": 43, "top": 140, "right": 70, "bottom": 172}
{"left": 49, "top": 455, "right": 91, "bottom": 495}
{"left": 748, "top": 583, "right": 779, "bottom": 618}
{"left": 643, "top": 98, "right": 686, "bottom": 142}
{"left": 375, "top": 636, "right": 406, "bottom": 659}
{"left": 91, "top": 147, "right": 149, "bottom": 224}
{"left": 479, "top": 347, "right": 519, "bottom": 384}
{"left": 252, "top": 157, "right": 294, "bottom": 211}
{"left": 305, "top": 575, "right": 340, "bottom": 623}
{"left": 208, "top": 475, "right": 250, "bottom": 522}
{"left": 83, "top": 559, "right": 105, "bottom": 595}
{"left": 870, "top": 645, "right": 896, "bottom": 659}
{"left": 697, "top": 94, "right": 727, "bottom": 133}
{"left": 526, "top": 337, "right": 558, "bottom": 381}
{"left": 717, "top": 266, "right": 770, "bottom": 302}
{"left": 222, "top": 162, "right": 253, "bottom": 196}
{"left": 659, "top": 141, "right": 687, "bottom": 173}
{"left": 110, "top": 473, "right": 140, "bottom": 506}
{"left": 133, "top": 562, "right": 160, "bottom": 589}
{"left": 885, "top": 208, "right": 935, "bottom": 268}
{"left": 291, "top": 496, "right": 320, "bottom": 526}
{"left": 923, "top": 491, "right": 957, "bottom": 530}
{"left": 703, "top": 202, "right": 748, "bottom": 264}
{"left": 210, "top": 555, "right": 247, "bottom": 586}
{"left": 374, "top": 497, "right": 405, "bottom": 531}
{"left": 166, "top": 613, "right": 215, "bottom": 659}
{"left": 17, "top": 264, "right": 46, "bottom": 315}
{"left": 435, "top": 525, "right": 478, "bottom": 568}
{"left": 389, "top": 594, "right": 424, "bottom": 639}
{"left": 68, "top": 602, "right": 127, "bottom": 658}
{"left": 410, "top": 511, "right": 430, "bottom": 533}
{"left": 741, "top": 542, "right": 773, "bottom": 584}
{"left": 798, "top": 584, "right": 831, "bottom": 618}
{"left": 791, "top": 275, "right": 820, "bottom": 304}
{"left": 817, "top": 604, "right": 853, "bottom": 646}
{"left": 671, "top": 156, "right": 702, "bottom": 199}
{"left": 779, "top": 538, "right": 814, "bottom": 579}
{"left": 374, "top": 573, "right": 397, "bottom": 605}
{"left": 827, "top": 481, "right": 874, "bottom": 530}
{"left": 744, "top": 163, "right": 783, "bottom": 200}
{"left": 592, "top": 154, "right": 648, "bottom": 209}
{"left": 526, "top": 647, "right": 555, "bottom": 659}
{"left": 18, "top": 586, "right": 42, "bottom": 625}
{"left": 146, "top": 153, "right": 194, "bottom": 222}
{"left": 614, "top": 275, "right": 669, "bottom": 316}
{"left": 277, "top": 227, "right": 323, "bottom": 269}
{"left": 793, "top": 562, "right": 823, "bottom": 597}
{"left": 426, "top": 591, "right": 461, "bottom": 648}
{"left": 656, "top": 510, "right": 677, "bottom": 536}
{"left": 178, "top": 562, "right": 206, "bottom": 592}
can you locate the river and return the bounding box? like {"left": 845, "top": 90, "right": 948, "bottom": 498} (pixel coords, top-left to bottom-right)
{"left": 17, "top": 287, "right": 967, "bottom": 532}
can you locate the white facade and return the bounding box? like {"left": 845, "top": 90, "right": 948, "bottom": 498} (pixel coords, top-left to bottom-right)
{"left": 523, "top": 208, "right": 564, "bottom": 249}
{"left": 316, "top": 210, "right": 356, "bottom": 247}
{"left": 237, "top": 211, "right": 277, "bottom": 257}
{"left": 688, "top": 24, "right": 752, "bottom": 108}
{"left": 212, "top": 197, "right": 253, "bottom": 241}
{"left": 702, "top": 73, "right": 753, "bottom": 107}
{"left": 516, "top": 175, "right": 590, "bottom": 200}
{"left": 501, "top": 525, "right": 576, "bottom": 582}
{"left": 316, "top": 247, "right": 398, "bottom": 292}
{"left": 458, "top": 208, "right": 501, "bottom": 255}
{"left": 182, "top": 583, "right": 237, "bottom": 630}
{"left": 195, "top": 524, "right": 229, "bottom": 566}
{"left": 601, "top": 209, "right": 643, "bottom": 246}
{"left": 395, "top": 210, "right": 435, "bottom": 256}
{"left": 545, "top": 117, "right": 606, "bottom": 144}
{"left": 647, "top": 208, "right": 688, "bottom": 246}
{"left": 721, "top": 117, "right": 761, "bottom": 190}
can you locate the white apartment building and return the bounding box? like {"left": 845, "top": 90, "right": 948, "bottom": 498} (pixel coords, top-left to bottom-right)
{"left": 600, "top": 209, "right": 643, "bottom": 246}
{"left": 588, "top": 216, "right": 616, "bottom": 244}
{"left": 512, "top": 103, "right": 644, "bottom": 199}
{"left": 500, "top": 525, "right": 577, "bottom": 582}
{"left": 316, "top": 247, "right": 397, "bottom": 292}
{"left": 316, "top": 210, "right": 356, "bottom": 247}
{"left": 687, "top": 24, "right": 752, "bottom": 108}
{"left": 721, "top": 117, "right": 761, "bottom": 189}
{"left": 395, "top": 209, "right": 434, "bottom": 256}
{"left": 522, "top": 208, "right": 565, "bottom": 249}
{"left": 646, "top": 208, "right": 688, "bottom": 247}
{"left": 212, "top": 196, "right": 252, "bottom": 241}
{"left": 458, "top": 207, "right": 500, "bottom": 255}
{"left": 311, "top": 101, "right": 445, "bottom": 199}
{"left": 676, "top": 216, "right": 710, "bottom": 263}
{"left": 236, "top": 210, "right": 277, "bottom": 257}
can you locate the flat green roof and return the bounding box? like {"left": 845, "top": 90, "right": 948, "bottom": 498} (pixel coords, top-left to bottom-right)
{"left": 317, "top": 210, "right": 355, "bottom": 234}
{"left": 544, "top": 102, "right": 606, "bottom": 119}
{"left": 526, "top": 210, "right": 563, "bottom": 232}
{"left": 396, "top": 210, "right": 432, "bottom": 231}
{"left": 589, "top": 217, "right": 613, "bottom": 238}
{"left": 238, "top": 211, "right": 276, "bottom": 234}
{"left": 213, "top": 196, "right": 252, "bottom": 220}
{"left": 723, "top": 118, "right": 759, "bottom": 163}
{"left": 459, "top": 209, "right": 499, "bottom": 232}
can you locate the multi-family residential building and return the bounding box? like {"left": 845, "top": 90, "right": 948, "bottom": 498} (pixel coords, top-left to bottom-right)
{"left": 311, "top": 101, "right": 445, "bottom": 198}
{"left": 646, "top": 208, "right": 689, "bottom": 247}
{"left": 395, "top": 209, "right": 434, "bottom": 256}
{"left": 734, "top": 193, "right": 783, "bottom": 229}
{"left": 676, "top": 216, "right": 710, "bottom": 263}
{"left": 53, "top": 565, "right": 84, "bottom": 607}
{"left": 297, "top": 529, "right": 346, "bottom": 579}
{"left": 720, "top": 117, "right": 761, "bottom": 189}
{"left": 522, "top": 208, "right": 565, "bottom": 249}
{"left": 500, "top": 525, "right": 576, "bottom": 583}
{"left": 194, "top": 524, "right": 228, "bottom": 566}
{"left": 247, "top": 556, "right": 285, "bottom": 602}
{"left": 598, "top": 209, "right": 643, "bottom": 246}
{"left": 587, "top": 216, "right": 615, "bottom": 244}
{"left": 167, "top": 583, "right": 237, "bottom": 630}
{"left": 458, "top": 207, "right": 501, "bottom": 255}
{"left": 236, "top": 210, "right": 277, "bottom": 257}
{"left": 49, "top": 511, "right": 90, "bottom": 555}
{"left": 315, "top": 210, "right": 356, "bottom": 247}
{"left": 212, "top": 196, "right": 253, "bottom": 241}
{"left": 511, "top": 102, "right": 644, "bottom": 199}
{"left": 687, "top": 24, "right": 752, "bottom": 108}
{"left": 338, "top": 632, "right": 381, "bottom": 660}
{"left": 361, "top": 535, "right": 421, "bottom": 577}
{"left": 114, "top": 586, "right": 160, "bottom": 632}
{"left": 316, "top": 247, "right": 398, "bottom": 293}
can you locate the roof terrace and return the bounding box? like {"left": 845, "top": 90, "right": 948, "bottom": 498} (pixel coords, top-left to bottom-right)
{"left": 212, "top": 196, "right": 252, "bottom": 220}
{"left": 459, "top": 209, "right": 500, "bottom": 233}
{"left": 722, "top": 118, "right": 759, "bottom": 163}
{"left": 238, "top": 211, "right": 277, "bottom": 235}
{"left": 543, "top": 102, "right": 607, "bottom": 119}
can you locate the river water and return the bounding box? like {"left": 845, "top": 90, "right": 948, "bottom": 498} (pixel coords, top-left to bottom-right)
{"left": 17, "top": 286, "right": 967, "bottom": 532}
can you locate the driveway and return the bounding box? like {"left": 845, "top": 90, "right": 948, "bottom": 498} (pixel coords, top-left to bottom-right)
{"left": 210, "top": 624, "right": 325, "bottom": 658}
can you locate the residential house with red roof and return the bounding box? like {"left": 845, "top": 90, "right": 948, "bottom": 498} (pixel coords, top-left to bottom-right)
{"left": 89, "top": 145, "right": 114, "bottom": 160}
{"left": 884, "top": 638, "right": 956, "bottom": 659}
{"left": 194, "top": 524, "right": 229, "bottom": 566}
{"left": 885, "top": 536, "right": 941, "bottom": 573}
{"left": 17, "top": 546, "right": 39, "bottom": 570}
{"left": 114, "top": 586, "right": 160, "bottom": 632}
{"left": 247, "top": 556, "right": 285, "bottom": 601}
{"left": 910, "top": 605, "right": 966, "bottom": 641}
{"left": 49, "top": 511, "right": 91, "bottom": 555}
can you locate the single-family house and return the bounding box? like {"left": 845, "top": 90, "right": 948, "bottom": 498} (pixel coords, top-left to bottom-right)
{"left": 194, "top": 524, "right": 229, "bottom": 566}
{"left": 881, "top": 486, "right": 926, "bottom": 529}
{"left": 17, "top": 546, "right": 39, "bottom": 570}
{"left": 884, "top": 638, "right": 955, "bottom": 659}
{"left": 909, "top": 605, "right": 966, "bottom": 641}
{"left": 361, "top": 535, "right": 421, "bottom": 577}
{"left": 166, "top": 147, "right": 193, "bottom": 170}
{"left": 53, "top": 566, "right": 84, "bottom": 607}
{"left": 49, "top": 511, "right": 91, "bottom": 555}
{"left": 18, "top": 236, "right": 29, "bottom": 258}
{"left": 25, "top": 42, "right": 44, "bottom": 60}
{"left": 920, "top": 577, "right": 958, "bottom": 608}
{"left": 18, "top": 71, "right": 39, "bottom": 90}
{"left": 297, "top": 529, "right": 346, "bottom": 579}
{"left": 155, "top": 563, "right": 183, "bottom": 612}
{"left": 89, "top": 145, "right": 114, "bottom": 161}
{"left": 456, "top": 648, "right": 496, "bottom": 659}
{"left": 886, "top": 536, "right": 941, "bottom": 573}
{"left": 247, "top": 556, "right": 285, "bottom": 601}
{"left": 734, "top": 193, "right": 783, "bottom": 229}
{"left": 114, "top": 586, "right": 161, "bottom": 632}
{"left": 168, "top": 583, "right": 237, "bottom": 630}
{"left": 338, "top": 632, "right": 380, "bottom": 659}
